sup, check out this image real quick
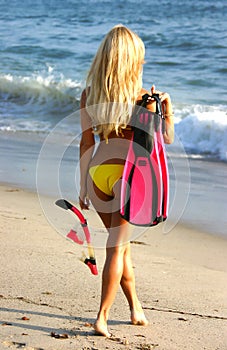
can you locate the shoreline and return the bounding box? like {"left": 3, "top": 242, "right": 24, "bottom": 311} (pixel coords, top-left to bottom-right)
{"left": 0, "top": 183, "right": 227, "bottom": 349}
{"left": 1, "top": 130, "right": 227, "bottom": 239}
{"left": 1, "top": 177, "right": 227, "bottom": 241}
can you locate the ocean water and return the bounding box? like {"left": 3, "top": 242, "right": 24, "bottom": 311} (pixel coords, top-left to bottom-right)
{"left": 0, "top": 0, "right": 227, "bottom": 160}
{"left": 0, "top": 0, "right": 227, "bottom": 238}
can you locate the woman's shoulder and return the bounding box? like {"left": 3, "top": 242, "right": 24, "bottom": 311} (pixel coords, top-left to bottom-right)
{"left": 80, "top": 87, "right": 91, "bottom": 108}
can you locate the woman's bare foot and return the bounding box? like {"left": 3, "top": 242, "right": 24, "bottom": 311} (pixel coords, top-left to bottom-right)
{"left": 131, "top": 308, "right": 149, "bottom": 326}
{"left": 93, "top": 319, "right": 112, "bottom": 337}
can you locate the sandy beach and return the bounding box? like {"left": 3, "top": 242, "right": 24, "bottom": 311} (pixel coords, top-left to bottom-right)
{"left": 0, "top": 184, "right": 227, "bottom": 350}
{"left": 1, "top": 0, "right": 227, "bottom": 348}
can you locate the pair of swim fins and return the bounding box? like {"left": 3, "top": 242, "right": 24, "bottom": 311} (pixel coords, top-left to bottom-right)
{"left": 120, "top": 93, "right": 169, "bottom": 226}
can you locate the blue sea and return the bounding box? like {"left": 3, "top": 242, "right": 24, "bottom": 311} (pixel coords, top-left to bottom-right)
{"left": 0, "top": 0, "right": 227, "bottom": 159}
{"left": 0, "top": 0, "right": 227, "bottom": 236}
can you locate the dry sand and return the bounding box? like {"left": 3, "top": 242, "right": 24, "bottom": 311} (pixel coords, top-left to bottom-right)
{"left": 0, "top": 185, "right": 227, "bottom": 350}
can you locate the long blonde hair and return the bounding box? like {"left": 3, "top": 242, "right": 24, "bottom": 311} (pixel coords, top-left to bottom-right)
{"left": 85, "top": 24, "right": 145, "bottom": 140}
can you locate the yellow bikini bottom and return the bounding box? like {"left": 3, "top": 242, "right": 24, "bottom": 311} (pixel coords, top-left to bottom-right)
{"left": 89, "top": 164, "right": 125, "bottom": 197}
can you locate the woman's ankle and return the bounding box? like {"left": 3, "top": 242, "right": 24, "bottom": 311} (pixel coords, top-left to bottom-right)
{"left": 129, "top": 298, "right": 143, "bottom": 312}
{"left": 130, "top": 308, "right": 149, "bottom": 326}
{"left": 96, "top": 309, "right": 109, "bottom": 323}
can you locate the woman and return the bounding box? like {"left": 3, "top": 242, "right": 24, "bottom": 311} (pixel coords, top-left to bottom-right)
{"left": 79, "top": 25, "right": 174, "bottom": 337}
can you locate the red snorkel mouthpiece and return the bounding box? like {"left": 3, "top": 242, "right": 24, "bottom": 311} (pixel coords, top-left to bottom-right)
{"left": 85, "top": 258, "right": 98, "bottom": 275}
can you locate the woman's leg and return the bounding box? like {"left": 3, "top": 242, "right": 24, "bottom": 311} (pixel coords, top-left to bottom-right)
{"left": 88, "top": 179, "right": 147, "bottom": 336}
{"left": 111, "top": 181, "right": 147, "bottom": 324}
{"left": 94, "top": 210, "right": 130, "bottom": 336}
{"left": 120, "top": 243, "right": 148, "bottom": 325}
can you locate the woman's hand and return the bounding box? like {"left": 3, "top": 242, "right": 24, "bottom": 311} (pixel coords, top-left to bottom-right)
{"left": 79, "top": 191, "right": 90, "bottom": 210}
{"left": 151, "top": 85, "right": 173, "bottom": 116}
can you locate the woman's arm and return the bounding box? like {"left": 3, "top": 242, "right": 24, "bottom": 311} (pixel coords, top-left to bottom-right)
{"left": 143, "top": 86, "right": 174, "bottom": 144}
{"left": 163, "top": 113, "right": 174, "bottom": 144}
{"left": 151, "top": 85, "right": 174, "bottom": 144}
{"left": 79, "top": 89, "right": 95, "bottom": 209}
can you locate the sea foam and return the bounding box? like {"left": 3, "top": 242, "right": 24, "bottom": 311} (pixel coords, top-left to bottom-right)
{"left": 0, "top": 71, "right": 227, "bottom": 161}
{"left": 174, "top": 104, "right": 227, "bottom": 161}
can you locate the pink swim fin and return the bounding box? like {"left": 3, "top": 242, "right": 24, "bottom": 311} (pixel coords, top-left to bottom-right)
{"left": 120, "top": 94, "right": 169, "bottom": 226}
